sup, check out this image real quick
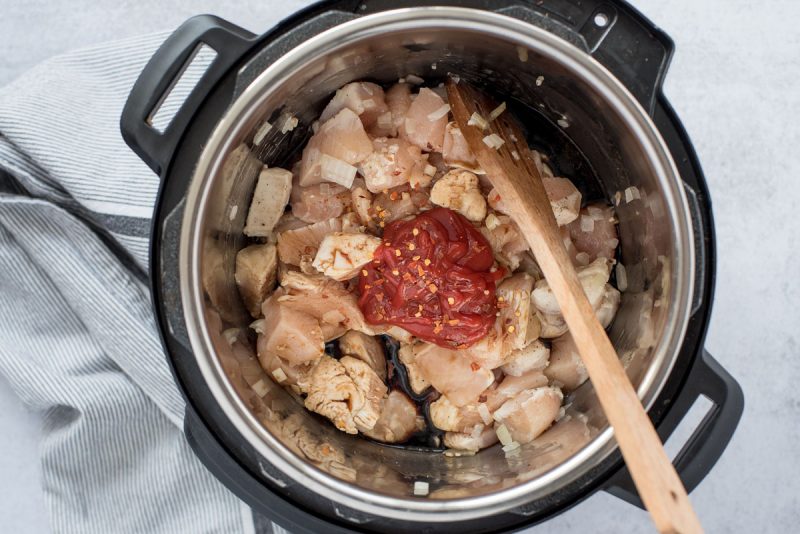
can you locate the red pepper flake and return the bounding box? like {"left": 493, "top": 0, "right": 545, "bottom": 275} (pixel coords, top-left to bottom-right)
{"left": 379, "top": 221, "right": 385, "bottom": 228}
{"left": 390, "top": 191, "right": 399, "bottom": 200}
{"left": 448, "top": 319, "right": 460, "bottom": 326}
{"left": 428, "top": 283, "right": 438, "bottom": 294}
{"left": 412, "top": 228, "right": 420, "bottom": 236}
{"left": 417, "top": 265, "right": 425, "bottom": 277}
{"left": 361, "top": 269, "right": 368, "bottom": 276}
{"left": 412, "top": 255, "right": 421, "bottom": 261}
{"left": 395, "top": 249, "right": 402, "bottom": 257}
{"left": 470, "top": 362, "right": 480, "bottom": 371}
{"left": 424, "top": 258, "right": 431, "bottom": 266}
{"left": 375, "top": 293, "right": 384, "bottom": 302}
{"left": 407, "top": 242, "right": 416, "bottom": 251}
{"left": 391, "top": 269, "right": 400, "bottom": 276}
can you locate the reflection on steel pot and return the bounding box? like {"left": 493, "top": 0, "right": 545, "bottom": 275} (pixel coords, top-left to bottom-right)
{"left": 121, "top": 2, "right": 743, "bottom": 532}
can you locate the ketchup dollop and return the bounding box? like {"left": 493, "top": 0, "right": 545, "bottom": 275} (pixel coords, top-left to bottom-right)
{"left": 358, "top": 207, "right": 504, "bottom": 348}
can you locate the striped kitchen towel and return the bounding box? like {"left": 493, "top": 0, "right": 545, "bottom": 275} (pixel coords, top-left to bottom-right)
{"left": 0, "top": 31, "right": 287, "bottom": 534}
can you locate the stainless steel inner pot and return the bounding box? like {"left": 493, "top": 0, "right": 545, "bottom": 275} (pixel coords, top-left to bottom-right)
{"left": 180, "top": 7, "right": 694, "bottom": 523}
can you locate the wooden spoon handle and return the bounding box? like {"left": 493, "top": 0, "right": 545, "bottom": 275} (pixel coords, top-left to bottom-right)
{"left": 447, "top": 80, "right": 703, "bottom": 534}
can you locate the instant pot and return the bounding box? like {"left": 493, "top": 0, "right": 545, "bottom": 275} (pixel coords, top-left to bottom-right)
{"left": 120, "top": 1, "right": 744, "bottom": 532}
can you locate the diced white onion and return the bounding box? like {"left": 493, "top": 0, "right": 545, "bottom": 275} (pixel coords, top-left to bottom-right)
{"left": 496, "top": 423, "right": 513, "bottom": 446}
{"left": 483, "top": 134, "right": 505, "bottom": 150}
{"left": 511, "top": 150, "right": 521, "bottom": 161}
{"left": 228, "top": 205, "right": 239, "bottom": 221}
{"left": 467, "top": 112, "right": 489, "bottom": 130}
{"left": 250, "top": 318, "right": 267, "bottom": 335}
{"left": 485, "top": 213, "right": 501, "bottom": 231}
{"left": 423, "top": 164, "right": 437, "bottom": 177}
{"left": 614, "top": 191, "right": 622, "bottom": 206}
{"left": 376, "top": 111, "right": 393, "bottom": 131}
{"left": 488, "top": 102, "right": 507, "bottom": 121}
{"left": 575, "top": 252, "right": 591, "bottom": 265}
{"left": 222, "top": 328, "right": 239, "bottom": 346}
{"left": 253, "top": 121, "right": 273, "bottom": 145}
{"left": 443, "top": 448, "right": 476, "bottom": 457}
{"left": 624, "top": 186, "right": 641, "bottom": 203}
{"left": 536, "top": 75, "right": 545, "bottom": 86}
{"left": 413, "top": 481, "right": 429, "bottom": 496}
{"left": 427, "top": 104, "right": 451, "bottom": 121}
{"left": 616, "top": 263, "right": 628, "bottom": 291}
{"left": 478, "top": 403, "right": 493, "bottom": 425}
{"left": 252, "top": 378, "right": 269, "bottom": 397}
{"left": 580, "top": 215, "right": 595, "bottom": 232}
{"left": 280, "top": 115, "right": 298, "bottom": 134}
{"left": 606, "top": 238, "right": 620, "bottom": 249}
{"left": 320, "top": 154, "right": 357, "bottom": 188}
{"left": 470, "top": 423, "right": 485, "bottom": 439}
{"left": 272, "top": 368, "right": 288, "bottom": 384}
{"left": 406, "top": 74, "right": 424, "bottom": 85}
{"left": 517, "top": 46, "right": 529, "bottom": 62}
{"left": 502, "top": 441, "right": 520, "bottom": 453}
{"left": 557, "top": 118, "right": 570, "bottom": 129}
{"left": 404, "top": 117, "right": 417, "bottom": 134}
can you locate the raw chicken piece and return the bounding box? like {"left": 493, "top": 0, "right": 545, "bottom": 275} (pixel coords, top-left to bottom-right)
{"left": 340, "top": 356, "right": 388, "bottom": 432}
{"left": 291, "top": 181, "right": 350, "bottom": 224}
{"left": 596, "top": 284, "right": 621, "bottom": 328}
{"left": 544, "top": 334, "right": 587, "bottom": 392}
{"left": 299, "top": 108, "right": 373, "bottom": 187}
{"left": 542, "top": 177, "right": 581, "bottom": 226}
{"left": 319, "top": 82, "right": 390, "bottom": 135}
{"left": 492, "top": 370, "right": 549, "bottom": 400}
{"left": 444, "top": 426, "right": 499, "bottom": 451}
{"left": 398, "top": 343, "right": 431, "bottom": 395}
{"left": 339, "top": 330, "right": 387, "bottom": 381}
{"left": 493, "top": 386, "right": 563, "bottom": 444}
{"left": 360, "top": 137, "right": 423, "bottom": 193}
{"left": 279, "top": 413, "right": 345, "bottom": 465}
{"left": 429, "top": 395, "right": 483, "bottom": 432}
{"left": 277, "top": 213, "right": 359, "bottom": 266}
{"left": 414, "top": 343, "right": 495, "bottom": 406}
{"left": 533, "top": 258, "right": 612, "bottom": 317}
{"left": 274, "top": 212, "right": 308, "bottom": 233}
{"left": 501, "top": 339, "right": 550, "bottom": 377}
{"left": 258, "top": 293, "right": 324, "bottom": 365}
{"left": 566, "top": 204, "right": 619, "bottom": 264}
{"left": 362, "top": 390, "right": 423, "bottom": 443}
{"left": 373, "top": 189, "right": 421, "bottom": 223}
{"left": 256, "top": 344, "right": 314, "bottom": 393}
{"left": 442, "top": 122, "right": 477, "bottom": 168}
{"left": 312, "top": 232, "right": 382, "bottom": 281}
{"left": 243, "top": 167, "right": 293, "bottom": 237}
{"left": 401, "top": 87, "right": 448, "bottom": 152}
{"left": 385, "top": 83, "right": 412, "bottom": 133}
{"left": 480, "top": 213, "right": 529, "bottom": 270}
{"left": 304, "top": 355, "right": 362, "bottom": 434}
{"left": 235, "top": 243, "right": 277, "bottom": 317}
{"left": 429, "top": 170, "right": 487, "bottom": 222}
{"left": 278, "top": 270, "right": 368, "bottom": 339}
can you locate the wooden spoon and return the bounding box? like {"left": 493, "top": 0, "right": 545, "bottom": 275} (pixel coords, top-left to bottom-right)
{"left": 446, "top": 79, "right": 703, "bottom": 534}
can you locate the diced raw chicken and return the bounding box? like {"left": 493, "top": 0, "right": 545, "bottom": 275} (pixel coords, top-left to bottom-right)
{"left": 444, "top": 426, "right": 499, "bottom": 451}
{"left": 274, "top": 212, "right": 308, "bottom": 233}
{"left": 312, "top": 232, "right": 382, "bottom": 281}
{"left": 338, "top": 330, "right": 387, "bottom": 381}
{"left": 401, "top": 87, "right": 448, "bottom": 152}
{"left": 442, "top": 122, "right": 477, "bottom": 168}
{"left": 385, "top": 82, "right": 412, "bottom": 134}
{"left": 544, "top": 334, "right": 588, "bottom": 392}
{"left": 299, "top": 108, "right": 373, "bottom": 187}
{"left": 538, "top": 311, "right": 568, "bottom": 339}
{"left": 278, "top": 270, "right": 368, "bottom": 339}
{"left": 373, "top": 189, "right": 421, "bottom": 223}
{"left": 533, "top": 258, "right": 612, "bottom": 316}
{"left": 235, "top": 243, "right": 278, "bottom": 317}
{"left": 277, "top": 213, "right": 359, "bottom": 266}
{"left": 258, "top": 293, "right": 324, "bottom": 365}
{"left": 501, "top": 339, "right": 550, "bottom": 377}
{"left": 360, "top": 137, "right": 424, "bottom": 193}
{"left": 566, "top": 204, "right": 619, "bottom": 264}
{"left": 319, "top": 82, "right": 390, "bottom": 135}
{"left": 398, "top": 343, "right": 431, "bottom": 395}
{"left": 362, "top": 390, "right": 423, "bottom": 443}
{"left": 492, "top": 370, "right": 549, "bottom": 400}
{"left": 414, "top": 343, "right": 495, "bottom": 406}
{"left": 243, "top": 167, "right": 293, "bottom": 237}
{"left": 279, "top": 413, "right": 345, "bottom": 465}
{"left": 350, "top": 179, "right": 375, "bottom": 230}
{"left": 340, "top": 356, "right": 388, "bottom": 431}
{"left": 480, "top": 214, "right": 529, "bottom": 271}
{"left": 596, "top": 284, "right": 621, "bottom": 328}
{"left": 542, "top": 177, "right": 581, "bottom": 226}
{"left": 429, "top": 395, "right": 482, "bottom": 432}
{"left": 303, "top": 355, "right": 362, "bottom": 434}
{"left": 291, "top": 181, "right": 350, "bottom": 224}
{"left": 493, "top": 386, "right": 563, "bottom": 444}
{"left": 430, "top": 169, "right": 487, "bottom": 222}
{"left": 256, "top": 344, "right": 314, "bottom": 393}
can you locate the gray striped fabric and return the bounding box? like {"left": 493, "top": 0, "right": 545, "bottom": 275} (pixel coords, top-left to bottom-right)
{"left": 0, "top": 32, "right": 276, "bottom": 534}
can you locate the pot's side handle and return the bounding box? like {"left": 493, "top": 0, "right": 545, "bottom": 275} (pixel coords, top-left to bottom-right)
{"left": 120, "top": 15, "right": 256, "bottom": 176}
{"left": 605, "top": 350, "right": 744, "bottom": 507}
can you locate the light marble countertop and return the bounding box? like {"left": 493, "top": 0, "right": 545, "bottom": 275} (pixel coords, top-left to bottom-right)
{"left": 1, "top": 1, "right": 798, "bottom": 532}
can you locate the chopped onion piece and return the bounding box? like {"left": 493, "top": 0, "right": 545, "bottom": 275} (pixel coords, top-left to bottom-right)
{"left": 516, "top": 46, "right": 529, "bottom": 62}
{"left": 250, "top": 318, "right": 267, "bottom": 335}
{"left": 511, "top": 150, "right": 521, "bottom": 161}
{"left": 488, "top": 102, "right": 507, "bottom": 121}
{"left": 616, "top": 263, "right": 628, "bottom": 291}
{"left": 427, "top": 104, "right": 451, "bottom": 121}
{"left": 253, "top": 121, "right": 273, "bottom": 145}
{"left": 575, "top": 252, "right": 591, "bottom": 265}
{"left": 376, "top": 111, "right": 393, "bottom": 131}
{"left": 413, "top": 481, "right": 429, "bottom": 496}
{"left": 478, "top": 403, "right": 493, "bottom": 425}
{"left": 470, "top": 423, "right": 485, "bottom": 439}
{"left": 279, "top": 115, "right": 299, "bottom": 134}
{"left": 502, "top": 441, "right": 520, "bottom": 453}
{"left": 624, "top": 186, "right": 641, "bottom": 203}
{"left": 423, "top": 164, "right": 437, "bottom": 177}
{"left": 467, "top": 112, "right": 489, "bottom": 130}
{"left": 483, "top": 134, "right": 505, "bottom": 150}
{"left": 272, "top": 368, "right": 288, "bottom": 384}
{"left": 406, "top": 74, "right": 424, "bottom": 85}
{"left": 557, "top": 118, "right": 570, "bottom": 129}
{"left": 222, "top": 328, "right": 239, "bottom": 346}
{"left": 252, "top": 378, "right": 269, "bottom": 397}
{"left": 496, "top": 423, "right": 513, "bottom": 446}
{"left": 580, "top": 215, "right": 595, "bottom": 232}
{"left": 485, "top": 213, "right": 501, "bottom": 231}
{"left": 320, "top": 154, "right": 357, "bottom": 188}
{"left": 536, "top": 75, "right": 545, "bottom": 87}
{"left": 228, "top": 205, "right": 239, "bottom": 221}
{"left": 443, "top": 449, "right": 476, "bottom": 457}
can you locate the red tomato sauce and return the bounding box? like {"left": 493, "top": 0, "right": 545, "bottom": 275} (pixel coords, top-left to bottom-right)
{"left": 358, "top": 207, "right": 504, "bottom": 348}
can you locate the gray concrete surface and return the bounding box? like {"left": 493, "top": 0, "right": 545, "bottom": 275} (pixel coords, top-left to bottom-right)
{"left": 1, "top": 0, "right": 798, "bottom": 532}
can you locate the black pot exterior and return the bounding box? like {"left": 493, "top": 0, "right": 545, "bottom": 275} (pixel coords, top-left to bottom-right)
{"left": 127, "top": 1, "right": 743, "bottom": 532}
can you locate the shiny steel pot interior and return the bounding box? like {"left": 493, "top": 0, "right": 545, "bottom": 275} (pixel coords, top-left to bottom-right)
{"left": 181, "top": 7, "right": 694, "bottom": 522}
